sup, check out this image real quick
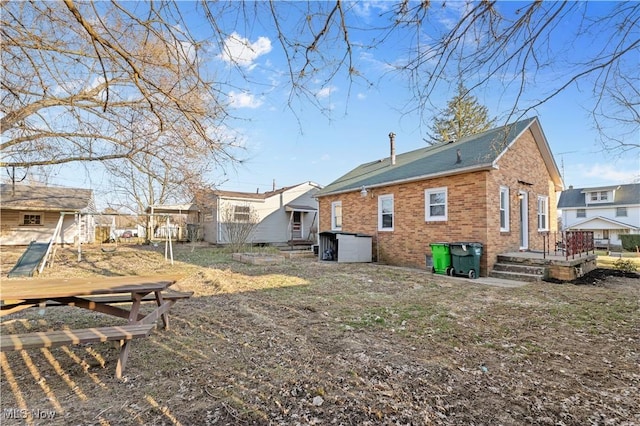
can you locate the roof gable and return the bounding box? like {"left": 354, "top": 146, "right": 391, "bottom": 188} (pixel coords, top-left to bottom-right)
{"left": 208, "top": 181, "right": 322, "bottom": 202}
{"left": 568, "top": 215, "right": 639, "bottom": 230}
{"left": 0, "top": 184, "right": 95, "bottom": 212}
{"left": 317, "top": 117, "right": 562, "bottom": 196}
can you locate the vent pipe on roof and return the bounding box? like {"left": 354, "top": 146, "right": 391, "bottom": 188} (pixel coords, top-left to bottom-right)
{"left": 456, "top": 149, "right": 462, "bottom": 164}
{"left": 389, "top": 132, "right": 396, "bottom": 165}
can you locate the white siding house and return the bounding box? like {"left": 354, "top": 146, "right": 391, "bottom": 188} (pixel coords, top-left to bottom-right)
{"left": 200, "top": 182, "right": 322, "bottom": 246}
{"left": 0, "top": 184, "right": 97, "bottom": 246}
{"left": 558, "top": 183, "right": 640, "bottom": 249}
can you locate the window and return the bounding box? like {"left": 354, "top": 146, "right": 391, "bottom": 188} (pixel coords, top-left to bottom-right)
{"left": 588, "top": 191, "right": 610, "bottom": 203}
{"left": 425, "top": 187, "right": 448, "bottom": 221}
{"left": 577, "top": 209, "right": 586, "bottom": 218}
{"left": 331, "top": 201, "right": 342, "bottom": 230}
{"left": 233, "top": 205, "right": 251, "bottom": 222}
{"left": 616, "top": 207, "right": 628, "bottom": 217}
{"left": 537, "top": 196, "right": 549, "bottom": 231}
{"left": 21, "top": 213, "right": 43, "bottom": 226}
{"left": 378, "top": 194, "right": 394, "bottom": 231}
{"left": 499, "top": 186, "right": 510, "bottom": 231}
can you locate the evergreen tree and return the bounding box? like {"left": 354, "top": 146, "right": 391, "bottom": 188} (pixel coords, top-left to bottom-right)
{"left": 427, "top": 84, "right": 496, "bottom": 145}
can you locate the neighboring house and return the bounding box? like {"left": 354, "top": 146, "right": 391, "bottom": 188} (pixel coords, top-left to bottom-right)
{"left": 199, "top": 182, "right": 322, "bottom": 246}
{"left": 0, "top": 184, "right": 97, "bottom": 246}
{"left": 315, "top": 117, "right": 563, "bottom": 276}
{"left": 558, "top": 183, "right": 640, "bottom": 249}
{"left": 145, "top": 204, "right": 201, "bottom": 241}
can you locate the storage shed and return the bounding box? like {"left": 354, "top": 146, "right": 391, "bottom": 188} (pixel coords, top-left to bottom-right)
{"left": 318, "top": 231, "right": 372, "bottom": 263}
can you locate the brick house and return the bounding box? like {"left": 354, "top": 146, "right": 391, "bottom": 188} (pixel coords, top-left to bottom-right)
{"left": 315, "top": 117, "right": 564, "bottom": 276}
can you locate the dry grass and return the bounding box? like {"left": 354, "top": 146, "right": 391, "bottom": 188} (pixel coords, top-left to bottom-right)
{"left": 1, "top": 244, "right": 639, "bottom": 425}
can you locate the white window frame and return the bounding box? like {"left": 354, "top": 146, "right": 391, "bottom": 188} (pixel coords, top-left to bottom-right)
{"left": 20, "top": 212, "right": 44, "bottom": 226}
{"left": 499, "top": 186, "right": 510, "bottom": 231}
{"left": 378, "top": 194, "right": 394, "bottom": 231}
{"left": 576, "top": 209, "right": 586, "bottom": 218}
{"left": 331, "top": 201, "right": 342, "bottom": 230}
{"left": 588, "top": 191, "right": 611, "bottom": 203}
{"left": 537, "top": 196, "right": 549, "bottom": 231}
{"left": 425, "top": 187, "right": 448, "bottom": 222}
{"left": 233, "top": 205, "right": 251, "bottom": 222}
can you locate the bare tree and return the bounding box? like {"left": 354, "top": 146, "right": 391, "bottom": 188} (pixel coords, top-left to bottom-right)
{"left": 2, "top": 0, "right": 637, "bottom": 182}
{"left": 220, "top": 203, "right": 260, "bottom": 253}
{"left": 1, "top": 1, "right": 238, "bottom": 170}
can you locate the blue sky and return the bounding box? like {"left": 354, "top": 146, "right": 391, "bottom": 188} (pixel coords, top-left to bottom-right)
{"left": 38, "top": 1, "right": 639, "bottom": 202}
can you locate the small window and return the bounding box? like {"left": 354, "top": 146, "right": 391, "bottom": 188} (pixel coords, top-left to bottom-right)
{"left": 331, "top": 201, "right": 342, "bottom": 230}
{"left": 577, "top": 209, "right": 586, "bottom": 218}
{"left": 537, "top": 196, "right": 549, "bottom": 231}
{"left": 499, "top": 186, "right": 510, "bottom": 231}
{"left": 233, "top": 205, "right": 251, "bottom": 222}
{"left": 616, "top": 207, "right": 627, "bottom": 217}
{"left": 588, "top": 191, "right": 610, "bottom": 203}
{"left": 21, "top": 213, "right": 43, "bottom": 226}
{"left": 425, "top": 187, "right": 448, "bottom": 221}
{"left": 378, "top": 194, "right": 394, "bottom": 231}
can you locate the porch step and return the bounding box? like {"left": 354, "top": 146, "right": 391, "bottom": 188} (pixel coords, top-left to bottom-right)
{"left": 489, "top": 262, "right": 546, "bottom": 282}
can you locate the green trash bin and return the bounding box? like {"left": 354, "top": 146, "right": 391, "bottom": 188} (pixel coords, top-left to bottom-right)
{"left": 449, "top": 242, "right": 483, "bottom": 279}
{"left": 429, "top": 243, "right": 452, "bottom": 275}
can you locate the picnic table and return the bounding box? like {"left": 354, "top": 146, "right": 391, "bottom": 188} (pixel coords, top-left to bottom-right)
{"left": 0, "top": 275, "right": 192, "bottom": 378}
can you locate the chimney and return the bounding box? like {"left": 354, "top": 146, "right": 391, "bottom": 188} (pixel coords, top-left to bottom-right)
{"left": 389, "top": 132, "right": 396, "bottom": 165}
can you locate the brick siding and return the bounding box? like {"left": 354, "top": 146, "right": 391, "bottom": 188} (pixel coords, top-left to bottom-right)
{"left": 318, "top": 128, "right": 558, "bottom": 276}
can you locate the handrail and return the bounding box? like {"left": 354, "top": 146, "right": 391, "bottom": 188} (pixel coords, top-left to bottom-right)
{"left": 542, "top": 231, "right": 594, "bottom": 260}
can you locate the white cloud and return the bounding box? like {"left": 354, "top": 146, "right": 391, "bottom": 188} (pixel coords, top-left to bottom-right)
{"left": 357, "top": 93, "right": 366, "bottom": 100}
{"left": 218, "top": 32, "right": 272, "bottom": 69}
{"left": 228, "top": 91, "right": 263, "bottom": 109}
{"left": 583, "top": 163, "right": 638, "bottom": 183}
{"left": 316, "top": 86, "right": 337, "bottom": 99}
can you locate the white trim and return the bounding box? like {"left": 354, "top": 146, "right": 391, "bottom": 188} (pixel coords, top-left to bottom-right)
{"left": 499, "top": 186, "right": 510, "bottom": 231}
{"left": 519, "top": 191, "right": 529, "bottom": 250}
{"left": 537, "top": 195, "right": 549, "bottom": 231}
{"left": 331, "top": 201, "right": 342, "bottom": 230}
{"left": 378, "top": 194, "right": 394, "bottom": 231}
{"left": 425, "top": 187, "right": 448, "bottom": 222}
{"left": 20, "top": 211, "right": 45, "bottom": 226}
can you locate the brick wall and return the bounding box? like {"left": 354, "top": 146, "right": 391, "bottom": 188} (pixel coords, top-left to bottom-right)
{"left": 318, "top": 128, "right": 559, "bottom": 276}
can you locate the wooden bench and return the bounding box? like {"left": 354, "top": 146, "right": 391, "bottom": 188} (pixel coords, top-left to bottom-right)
{"left": 39, "top": 290, "right": 193, "bottom": 306}
{"left": 82, "top": 290, "right": 194, "bottom": 304}
{"left": 0, "top": 324, "right": 155, "bottom": 379}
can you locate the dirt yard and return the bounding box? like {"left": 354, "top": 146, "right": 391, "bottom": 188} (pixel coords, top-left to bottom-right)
{"left": 1, "top": 245, "right": 639, "bottom": 425}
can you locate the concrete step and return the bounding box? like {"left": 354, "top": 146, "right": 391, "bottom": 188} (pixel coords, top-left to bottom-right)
{"left": 489, "top": 270, "right": 544, "bottom": 282}
{"left": 492, "top": 262, "right": 545, "bottom": 276}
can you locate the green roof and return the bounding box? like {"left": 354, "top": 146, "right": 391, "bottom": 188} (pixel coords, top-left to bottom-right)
{"left": 317, "top": 117, "right": 554, "bottom": 196}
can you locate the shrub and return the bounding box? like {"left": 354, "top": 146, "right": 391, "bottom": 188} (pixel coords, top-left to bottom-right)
{"left": 613, "top": 258, "right": 638, "bottom": 273}
{"left": 619, "top": 235, "right": 640, "bottom": 252}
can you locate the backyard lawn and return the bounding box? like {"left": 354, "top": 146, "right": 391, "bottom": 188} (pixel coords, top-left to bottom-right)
{"left": 1, "top": 245, "right": 638, "bottom": 425}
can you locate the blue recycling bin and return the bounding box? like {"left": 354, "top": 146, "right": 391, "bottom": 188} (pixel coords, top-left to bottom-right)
{"left": 449, "top": 242, "right": 483, "bottom": 279}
